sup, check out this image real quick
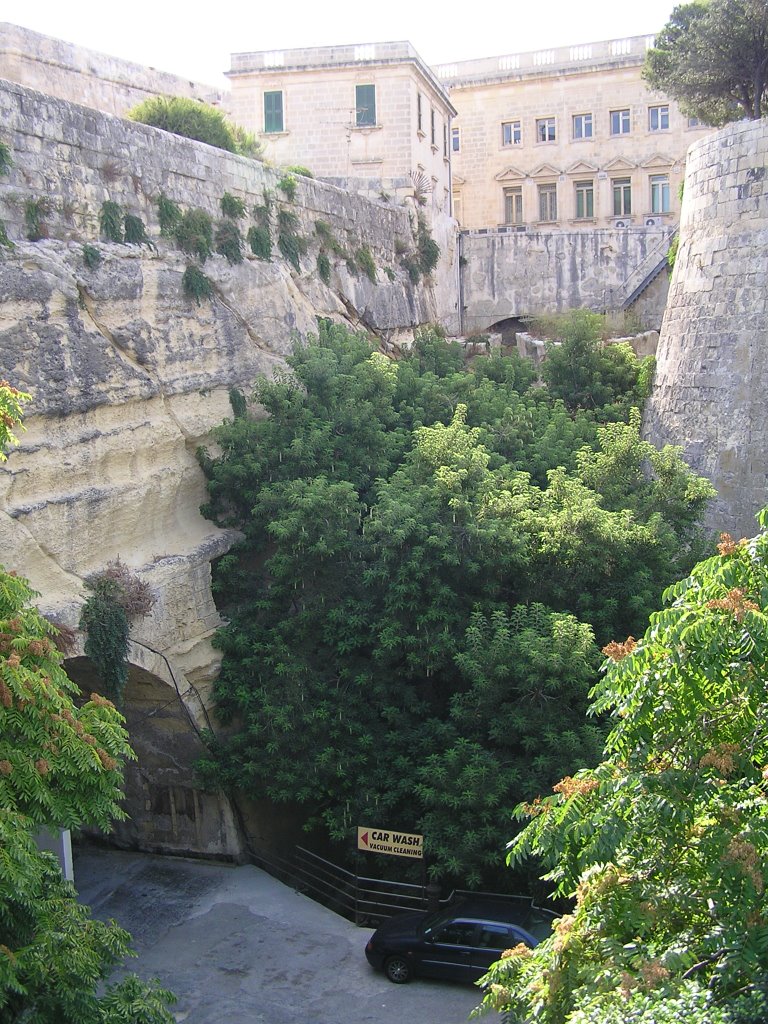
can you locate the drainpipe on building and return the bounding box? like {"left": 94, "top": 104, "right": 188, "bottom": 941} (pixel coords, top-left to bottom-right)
{"left": 447, "top": 115, "right": 453, "bottom": 219}
{"left": 447, "top": 113, "right": 464, "bottom": 337}
{"left": 457, "top": 229, "right": 465, "bottom": 337}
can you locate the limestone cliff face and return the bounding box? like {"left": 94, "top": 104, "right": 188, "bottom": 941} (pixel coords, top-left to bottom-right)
{"left": 0, "top": 79, "right": 456, "bottom": 857}
{"left": 0, "top": 241, "right": 323, "bottom": 859}
{"left": 644, "top": 118, "right": 768, "bottom": 537}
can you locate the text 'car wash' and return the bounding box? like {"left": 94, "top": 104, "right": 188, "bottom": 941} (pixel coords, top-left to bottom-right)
{"left": 357, "top": 827, "right": 424, "bottom": 859}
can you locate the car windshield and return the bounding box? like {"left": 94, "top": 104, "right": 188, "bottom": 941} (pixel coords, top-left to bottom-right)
{"left": 420, "top": 906, "right": 464, "bottom": 938}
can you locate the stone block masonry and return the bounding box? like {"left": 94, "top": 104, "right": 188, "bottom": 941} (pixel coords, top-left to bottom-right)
{"left": 0, "top": 22, "right": 226, "bottom": 117}
{"left": 0, "top": 78, "right": 456, "bottom": 337}
{"left": 644, "top": 118, "right": 768, "bottom": 537}
{"left": 0, "top": 77, "right": 455, "bottom": 860}
{"left": 460, "top": 225, "right": 674, "bottom": 330}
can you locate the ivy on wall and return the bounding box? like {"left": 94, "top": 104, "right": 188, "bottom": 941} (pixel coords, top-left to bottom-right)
{"left": 79, "top": 559, "right": 155, "bottom": 704}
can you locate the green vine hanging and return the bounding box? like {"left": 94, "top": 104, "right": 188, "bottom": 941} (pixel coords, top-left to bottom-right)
{"left": 79, "top": 559, "right": 155, "bottom": 704}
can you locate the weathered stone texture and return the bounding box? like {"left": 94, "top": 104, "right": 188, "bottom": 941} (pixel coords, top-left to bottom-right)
{"left": 0, "top": 22, "right": 226, "bottom": 117}
{"left": 644, "top": 119, "right": 768, "bottom": 536}
{"left": 0, "top": 78, "right": 454, "bottom": 333}
{"left": 460, "top": 226, "right": 673, "bottom": 330}
{"left": 0, "top": 79, "right": 456, "bottom": 858}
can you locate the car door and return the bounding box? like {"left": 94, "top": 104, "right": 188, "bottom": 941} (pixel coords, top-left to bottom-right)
{"left": 471, "top": 923, "right": 535, "bottom": 978}
{"left": 419, "top": 920, "right": 480, "bottom": 982}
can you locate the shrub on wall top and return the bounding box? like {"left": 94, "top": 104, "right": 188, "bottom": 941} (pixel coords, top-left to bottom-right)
{"left": 127, "top": 96, "right": 263, "bottom": 159}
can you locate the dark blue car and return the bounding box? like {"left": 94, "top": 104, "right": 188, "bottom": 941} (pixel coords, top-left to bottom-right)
{"left": 365, "top": 897, "right": 555, "bottom": 983}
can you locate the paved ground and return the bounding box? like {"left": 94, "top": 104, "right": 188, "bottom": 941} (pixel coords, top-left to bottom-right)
{"left": 74, "top": 844, "right": 494, "bottom": 1024}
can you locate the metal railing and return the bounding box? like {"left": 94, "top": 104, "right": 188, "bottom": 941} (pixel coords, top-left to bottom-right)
{"left": 291, "top": 846, "right": 428, "bottom": 924}
{"left": 245, "top": 843, "right": 545, "bottom": 928}
{"left": 618, "top": 227, "right": 676, "bottom": 308}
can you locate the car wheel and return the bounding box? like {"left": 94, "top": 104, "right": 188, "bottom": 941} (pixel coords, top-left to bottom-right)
{"left": 384, "top": 955, "right": 411, "bottom": 983}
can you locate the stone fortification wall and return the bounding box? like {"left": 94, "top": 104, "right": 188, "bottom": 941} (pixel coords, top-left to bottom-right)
{"left": 0, "top": 22, "right": 225, "bottom": 117}
{"left": 644, "top": 118, "right": 768, "bottom": 536}
{"left": 460, "top": 226, "right": 673, "bottom": 331}
{"left": 0, "top": 78, "right": 455, "bottom": 858}
{"left": 0, "top": 78, "right": 454, "bottom": 345}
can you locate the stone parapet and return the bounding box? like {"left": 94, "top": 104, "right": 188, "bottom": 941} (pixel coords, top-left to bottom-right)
{"left": 0, "top": 77, "right": 455, "bottom": 339}
{"left": 434, "top": 34, "right": 655, "bottom": 86}
{"left": 0, "top": 22, "right": 226, "bottom": 117}
{"left": 227, "top": 39, "right": 454, "bottom": 110}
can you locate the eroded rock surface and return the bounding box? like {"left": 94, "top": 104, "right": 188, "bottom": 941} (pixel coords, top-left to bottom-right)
{"left": 0, "top": 78, "right": 455, "bottom": 856}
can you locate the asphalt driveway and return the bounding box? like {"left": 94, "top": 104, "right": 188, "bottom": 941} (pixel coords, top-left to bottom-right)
{"left": 74, "top": 844, "right": 494, "bottom": 1024}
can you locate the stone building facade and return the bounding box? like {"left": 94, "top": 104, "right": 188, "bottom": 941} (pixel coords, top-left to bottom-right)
{"left": 438, "top": 35, "right": 712, "bottom": 231}
{"left": 226, "top": 42, "right": 456, "bottom": 209}
{"left": 1, "top": 24, "right": 708, "bottom": 237}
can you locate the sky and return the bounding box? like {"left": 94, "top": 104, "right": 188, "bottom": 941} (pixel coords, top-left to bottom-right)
{"left": 2, "top": 0, "right": 678, "bottom": 88}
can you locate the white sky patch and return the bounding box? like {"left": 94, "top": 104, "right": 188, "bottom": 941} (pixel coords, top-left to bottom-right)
{"left": 2, "top": 0, "right": 677, "bottom": 90}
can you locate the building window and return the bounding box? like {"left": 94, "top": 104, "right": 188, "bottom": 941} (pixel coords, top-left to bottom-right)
{"left": 648, "top": 104, "right": 669, "bottom": 131}
{"left": 687, "top": 115, "right": 703, "bottom": 127}
{"left": 572, "top": 113, "right": 593, "bottom": 139}
{"left": 431, "top": 109, "right": 436, "bottom": 146}
{"left": 538, "top": 183, "right": 557, "bottom": 221}
{"left": 263, "top": 90, "right": 284, "bottom": 133}
{"left": 502, "top": 120, "right": 522, "bottom": 146}
{"left": 610, "top": 108, "right": 630, "bottom": 135}
{"left": 443, "top": 123, "right": 448, "bottom": 158}
{"left": 417, "top": 93, "right": 423, "bottom": 132}
{"left": 452, "top": 127, "right": 461, "bottom": 152}
{"left": 612, "top": 177, "right": 632, "bottom": 216}
{"left": 575, "top": 180, "right": 594, "bottom": 219}
{"left": 536, "top": 117, "right": 556, "bottom": 143}
{"left": 503, "top": 186, "right": 523, "bottom": 224}
{"left": 355, "top": 84, "right": 376, "bottom": 127}
{"left": 650, "top": 174, "right": 671, "bottom": 213}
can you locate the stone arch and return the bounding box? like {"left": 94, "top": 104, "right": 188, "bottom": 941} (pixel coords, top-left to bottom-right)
{"left": 65, "top": 648, "right": 243, "bottom": 859}
{"left": 485, "top": 315, "right": 531, "bottom": 344}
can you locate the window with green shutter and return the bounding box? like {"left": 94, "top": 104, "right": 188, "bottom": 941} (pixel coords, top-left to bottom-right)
{"left": 355, "top": 84, "right": 376, "bottom": 127}
{"left": 264, "top": 91, "right": 284, "bottom": 133}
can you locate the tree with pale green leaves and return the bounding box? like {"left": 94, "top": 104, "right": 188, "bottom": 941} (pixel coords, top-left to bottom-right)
{"left": 198, "top": 320, "right": 714, "bottom": 888}
{"left": 0, "top": 381, "right": 175, "bottom": 1024}
{"left": 478, "top": 515, "right": 768, "bottom": 1024}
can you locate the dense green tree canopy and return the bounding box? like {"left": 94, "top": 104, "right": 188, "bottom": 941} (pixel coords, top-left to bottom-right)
{"left": 199, "top": 320, "right": 714, "bottom": 887}
{"left": 644, "top": 0, "right": 768, "bottom": 123}
{"left": 479, "top": 514, "right": 768, "bottom": 1024}
{"left": 0, "top": 382, "right": 175, "bottom": 1024}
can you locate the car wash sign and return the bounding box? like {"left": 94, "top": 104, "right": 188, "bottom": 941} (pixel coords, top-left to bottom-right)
{"left": 357, "top": 826, "right": 423, "bottom": 859}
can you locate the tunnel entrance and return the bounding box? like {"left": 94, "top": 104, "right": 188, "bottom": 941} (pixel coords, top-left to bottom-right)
{"left": 485, "top": 316, "right": 531, "bottom": 346}
{"left": 65, "top": 656, "right": 242, "bottom": 859}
